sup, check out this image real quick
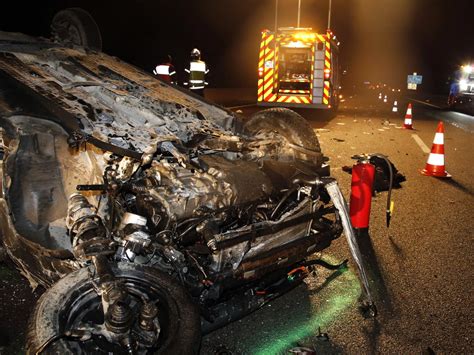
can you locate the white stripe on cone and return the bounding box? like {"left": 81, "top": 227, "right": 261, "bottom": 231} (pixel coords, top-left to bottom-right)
{"left": 427, "top": 153, "right": 444, "bottom": 166}
{"left": 404, "top": 118, "right": 412, "bottom": 125}
{"left": 433, "top": 132, "right": 444, "bottom": 145}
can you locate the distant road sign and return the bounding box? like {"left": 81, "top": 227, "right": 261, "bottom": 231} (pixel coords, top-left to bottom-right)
{"left": 408, "top": 74, "right": 423, "bottom": 85}
{"left": 407, "top": 83, "right": 417, "bottom": 90}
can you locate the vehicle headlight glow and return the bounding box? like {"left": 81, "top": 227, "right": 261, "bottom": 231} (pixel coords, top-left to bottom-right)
{"left": 462, "top": 65, "right": 473, "bottom": 74}
{"left": 460, "top": 79, "right": 468, "bottom": 91}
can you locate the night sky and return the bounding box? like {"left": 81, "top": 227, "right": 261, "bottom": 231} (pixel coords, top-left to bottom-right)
{"left": 1, "top": 0, "right": 473, "bottom": 92}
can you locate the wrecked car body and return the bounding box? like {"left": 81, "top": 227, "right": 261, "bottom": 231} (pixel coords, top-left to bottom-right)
{"left": 0, "top": 27, "right": 374, "bottom": 354}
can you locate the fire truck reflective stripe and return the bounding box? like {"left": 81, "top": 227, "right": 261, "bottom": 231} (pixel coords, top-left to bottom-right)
{"left": 258, "top": 79, "right": 264, "bottom": 100}
{"left": 433, "top": 133, "right": 444, "bottom": 145}
{"left": 191, "top": 86, "right": 205, "bottom": 90}
{"left": 190, "top": 79, "right": 204, "bottom": 83}
{"left": 263, "top": 85, "right": 274, "bottom": 98}
{"left": 323, "top": 81, "right": 330, "bottom": 105}
{"left": 185, "top": 69, "right": 190, "bottom": 73}
{"left": 280, "top": 89, "right": 310, "bottom": 94}
{"left": 263, "top": 71, "right": 274, "bottom": 83}
{"left": 274, "top": 42, "right": 279, "bottom": 90}
{"left": 265, "top": 34, "right": 274, "bottom": 46}
{"left": 322, "top": 40, "right": 331, "bottom": 106}
{"left": 259, "top": 31, "right": 277, "bottom": 104}
{"left": 275, "top": 95, "right": 311, "bottom": 104}
{"left": 427, "top": 153, "right": 444, "bottom": 166}
{"left": 154, "top": 65, "right": 170, "bottom": 75}
{"left": 169, "top": 71, "right": 176, "bottom": 76}
{"left": 263, "top": 35, "right": 275, "bottom": 102}
{"left": 265, "top": 93, "right": 277, "bottom": 102}
{"left": 265, "top": 51, "right": 275, "bottom": 61}
{"left": 258, "top": 32, "right": 267, "bottom": 75}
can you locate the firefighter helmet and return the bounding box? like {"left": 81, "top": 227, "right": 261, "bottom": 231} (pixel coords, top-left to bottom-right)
{"left": 191, "top": 48, "right": 201, "bottom": 60}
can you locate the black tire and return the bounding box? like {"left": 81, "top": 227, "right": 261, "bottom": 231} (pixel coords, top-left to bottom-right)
{"left": 26, "top": 263, "right": 201, "bottom": 354}
{"left": 244, "top": 108, "right": 324, "bottom": 166}
{"left": 51, "top": 8, "right": 102, "bottom": 51}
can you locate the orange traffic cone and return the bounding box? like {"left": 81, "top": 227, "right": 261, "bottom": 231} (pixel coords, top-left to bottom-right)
{"left": 392, "top": 100, "right": 398, "bottom": 112}
{"left": 403, "top": 103, "right": 413, "bottom": 129}
{"left": 421, "top": 122, "right": 451, "bottom": 178}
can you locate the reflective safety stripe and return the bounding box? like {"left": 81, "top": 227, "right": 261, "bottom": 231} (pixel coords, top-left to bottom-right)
{"left": 155, "top": 65, "right": 170, "bottom": 75}
{"left": 190, "top": 79, "right": 204, "bottom": 83}
{"left": 405, "top": 118, "right": 412, "bottom": 125}
{"left": 427, "top": 153, "right": 444, "bottom": 166}
{"left": 185, "top": 69, "right": 190, "bottom": 73}
{"left": 191, "top": 86, "right": 205, "bottom": 90}
{"left": 190, "top": 61, "right": 206, "bottom": 72}
{"left": 433, "top": 133, "right": 444, "bottom": 145}
{"left": 169, "top": 71, "right": 176, "bottom": 76}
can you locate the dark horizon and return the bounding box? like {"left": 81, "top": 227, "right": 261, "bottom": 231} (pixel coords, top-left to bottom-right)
{"left": 1, "top": 0, "right": 473, "bottom": 92}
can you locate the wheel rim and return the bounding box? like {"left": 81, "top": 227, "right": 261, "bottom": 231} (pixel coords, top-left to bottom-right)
{"left": 58, "top": 273, "right": 174, "bottom": 354}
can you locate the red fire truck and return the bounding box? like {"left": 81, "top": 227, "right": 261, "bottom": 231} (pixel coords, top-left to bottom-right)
{"left": 257, "top": 27, "right": 341, "bottom": 110}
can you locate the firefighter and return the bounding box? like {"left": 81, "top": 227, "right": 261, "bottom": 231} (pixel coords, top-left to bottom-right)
{"left": 184, "top": 48, "right": 209, "bottom": 96}
{"left": 153, "top": 55, "right": 176, "bottom": 84}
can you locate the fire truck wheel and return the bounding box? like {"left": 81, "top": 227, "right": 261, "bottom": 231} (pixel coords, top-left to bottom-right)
{"left": 51, "top": 8, "right": 102, "bottom": 51}
{"left": 245, "top": 108, "right": 324, "bottom": 166}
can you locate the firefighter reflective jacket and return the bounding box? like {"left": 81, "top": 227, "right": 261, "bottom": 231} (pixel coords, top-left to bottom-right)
{"left": 184, "top": 60, "right": 209, "bottom": 90}
{"left": 153, "top": 62, "right": 176, "bottom": 83}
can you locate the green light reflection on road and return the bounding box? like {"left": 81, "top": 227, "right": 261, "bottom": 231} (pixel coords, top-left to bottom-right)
{"left": 253, "top": 257, "right": 361, "bottom": 355}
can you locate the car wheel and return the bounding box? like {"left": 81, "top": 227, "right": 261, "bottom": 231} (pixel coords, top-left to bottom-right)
{"left": 244, "top": 108, "right": 324, "bottom": 166}
{"left": 26, "top": 263, "right": 201, "bottom": 354}
{"left": 51, "top": 8, "right": 102, "bottom": 51}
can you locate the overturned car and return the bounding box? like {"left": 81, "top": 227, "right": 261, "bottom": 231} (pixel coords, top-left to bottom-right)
{"left": 0, "top": 10, "right": 374, "bottom": 354}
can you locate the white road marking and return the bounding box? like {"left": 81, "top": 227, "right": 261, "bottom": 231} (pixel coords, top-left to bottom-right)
{"left": 411, "top": 134, "right": 431, "bottom": 153}
{"left": 409, "top": 98, "right": 442, "bottom": 109}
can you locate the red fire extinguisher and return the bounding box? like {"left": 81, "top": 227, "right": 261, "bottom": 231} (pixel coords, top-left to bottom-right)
{"left": 349, "top": 154, "right": 394, "bottom": 231}
{"left": 349, "top": 157, "right": 375, "bottom": 230}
